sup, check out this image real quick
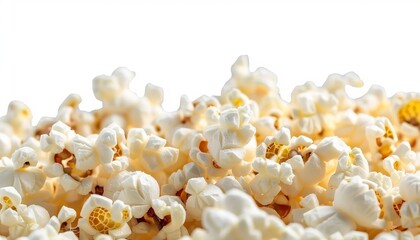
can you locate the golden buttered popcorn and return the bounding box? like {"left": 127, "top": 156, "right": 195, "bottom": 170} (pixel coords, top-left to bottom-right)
{"left": 0, "top": 56, "right": 419, "bottom": 240}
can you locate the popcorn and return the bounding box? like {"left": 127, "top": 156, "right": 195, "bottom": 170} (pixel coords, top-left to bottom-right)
{"left": 0, "top": 101, "right": 33, "bottom": 140}
{"left": 56, "top": 94, "right": 94, "bottom": 136}
{"left": 104, "top": 171, "right": 159, "bottom": 219}
{"left": 185, "top": 177, "right": 224, "bottom": 220}
{"left": 366, "top": 117, "right": 398, "bottom": 163}
{"left": 323, "top": 71, "right": 363, "bottom": 111}
{"left": 290, "top": 81, "right": 338, "bottom": 138}
{"left": 78, "top": 194, "right": 132, "bottom": 238}
{"left": 221, "top": 55, "right": 280, "bottom": 105}
{"left": 355, "top": 85, "right": 389, "bottom": 117}
{"left": 333, "top": 176, "right": 386, "bottom": 229}
{"left": 126, "top": 127, "right": 179, "bottom": 174}
{"left": 203, "top": 106, "right": 256, "bottom": 177}
{"left": 189, "top": 189, "right": 286, "bottom": 240}
{"left": 328, "top": 148, "right": 369, "bottom": 197}
{"left": 383, "top": 142, "right": 416, "bottom": 185}
{"left": 2, "top": 57, "right": 420, "bottom": 239}
{"left": 0, "top": 147, "right": 46, "bottom": 197}
{"left": 162, "top": 162, "right": 204, "bottom": 196}
{"left": 151, "top": 196, "right": 188, "bottom": 240}
{"left": 250, "top": 157, "right": 294, "bottom": 205}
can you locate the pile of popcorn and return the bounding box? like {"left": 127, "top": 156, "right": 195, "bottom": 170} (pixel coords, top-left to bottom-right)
{"left": 1, "top": 56, "right": 420, "bottom": 240}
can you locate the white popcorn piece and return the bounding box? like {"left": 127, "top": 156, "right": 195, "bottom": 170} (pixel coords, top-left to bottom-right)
{"left": 373, "top": 230, "right": 414, "bottom": 240}
{"left": 224, "top": 88, "right": 260, "bottom": 121}
{"left": 93, "top": 67, "right": 137, "bottom": 108}
{"left": 0, "top": 147, "right": 46, "bottom": 197}
{"left": 40, "top": 122, "right": 96, "bottom": 195}
{"left": 333, "top": 176, "right": 386, "bottom": 229}
{"left": 215, "top": 176, "right": 247, "bottom": 193}
{"left": 198, "top": 189, "right": 286, "bottom": 240}
{"left": 128, "top": 83, "right": 165, "bottom": 129}
{"left": 162, "top": 162, "right": 204, "bottom": 196}
{"left": 303, "top": 206, "right": 356, "bottom": 237}
{"left": 56, "top": 94, "right": 94, "bottom": 136}
{"left": 334, "top": 111, "right": 375, "bottom": 152}
{"left": 95, "top": 123, "right": 129, "bottom": 173}
{"left": 355, "top": 85, "right": 390, "bottom": 117}
{"left": 383, "top": 142, "right": 416, "bottom": 185}
{"left": 290, "top": 81, "right": 338, "bottom": 138}
{"left": 17, "top": 224, "right": 78, "bottom": 240}
{"left": 278, "top": 136, "right": 328, "bottom": 200}
{"left": 323, "top": 71, "right": 364, "bottom": 111}
{"left": 78, "top": 194, "right": 132, "bottom": 238}
{"left": 40, "top": 121, "right": 76, "bottom": 155}
{"left": 291, "top": 193, "right": 319, "bottom": 224}
{"left": 250, "top": 157, "right": 294, "bottom": 205}
{"left": 189, "top": 133, "right": 228, "bottom": 178}
{"left": 203, "top": 107, "right": 256, "bottom": 177}
{"left": 104, "top": 171, "right": 160, "bottom": 219}
{"left": 0, "top": 101, "right": 33, "bottom": 140}
{"left": 366, "top": 117, "right": 398, "bottom": 163}
{"left": 0, "top": 131, "right": 20, "bottom": 158}
{"left": 127, "top": 128, "right": 179, "bottom": 172}
{"left": 400, "top": 201, "right": 420, "bottom": 228}
{"left": 185, "top": 177, "right": 224, "bottom": 220}
{"left": 328, "top": 148, "right": 369, "bottom": 197}
{"left": 314, "top": 137, "right": 349, "bottom": 163}
{"left": 221, "top": 55, "right": 280, "bottom": 105}
{"left": 151, "top": 196, "right": 188, "bottom": 240}
{"left": 400, "top": 174, "right": 420, "bottom": 202}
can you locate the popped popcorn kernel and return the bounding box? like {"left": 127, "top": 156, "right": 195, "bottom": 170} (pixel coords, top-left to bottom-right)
{"left": 398, "top": 99, "right": 420, "bottom": 132}
{"left": 1, "top": 56, "right": 420, "bottom": 239}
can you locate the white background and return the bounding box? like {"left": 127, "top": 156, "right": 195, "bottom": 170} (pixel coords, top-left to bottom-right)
{"left": 1, "top": 0, "right": 420, "bottom": 124}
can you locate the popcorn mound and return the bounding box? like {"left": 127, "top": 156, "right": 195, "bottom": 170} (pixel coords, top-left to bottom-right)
{"left": 1, "top": 56, "right": 420, "bottom": 240}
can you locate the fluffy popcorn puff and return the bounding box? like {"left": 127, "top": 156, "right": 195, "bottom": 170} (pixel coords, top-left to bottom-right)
{"left": 0, "top": 186, "right": 51, "bottom": 239}
{"left": 303, "top": 177, "right": 380, "bottom": 237}
{"left": 127, "top": 128, "right": 179, "bottom": 175}
{"left": 333, "top": 176, "right": 387, "bottom": 229}
{"left": 290, "top": 81, "right": 338, "bottom": 139}
{"left": 41, "top": 121, "right": 93, "bottom": 196}
{"left": 184, "top": 177, "right": 224, "bottom": 221}
{"left": 92, "top": 67, "right": 164, "bottom": 131}
{"left": 78, "top": 194, "right": 132, "bottom": 239}
{"left": 72, "top": 123, "right": 129, "bottom": 177}
{"left": 189, "top": 132, "right": 228, "bottom": 178}
{"left": 0, "top": 147, "right": 46, "bottom": 197}
{"left": 355, "top": 85, "right": 390, "bottom": 117}
{"left": 366, "top": 117, "right": 399, "bottom": 162}
{"left": 399, "top": 174, "right": 420, "bottom": 228}
{"left": 203, "top": 106, "right": 257, "bottom": 177}
{"left": 334, "top": 111, "right": 375, "bottom": 152}
{"left": 221, "top": 55, "right": 280, "bottom": 105}
{"left": 0, "top": 101, "right": 33, "bottom": 140}
{"left": 162, "top": 162, "right": 204, "bottom": 196}
{"left": 250, "top": 157, "right": 294, "bottom": 205}
{"left": 56, "top": 94, "right": 95, "bottom": 136}
{"left": 185, "top": 189, "right": 286, "bottom": 240}
{"left": 151, "top": 196, "right": 188, "bottom": 240}
{"left": 383, "top": 142, "right": 416, "bottom": 185}
{"left": 327, "top": 147, "right": 370, "bottom": 198}
{"left": 323, "top": 71, "right": 364, "bottom": 111}
{"left": 3, "top": 56, "right": 420, "bottom": 239}
{"left": 104, "top": 171, "right": 159, "bottom": 221}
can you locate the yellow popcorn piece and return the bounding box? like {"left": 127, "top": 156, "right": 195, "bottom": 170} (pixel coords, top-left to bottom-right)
{"left": 398, "top": 99, "right": 420, "bottom": 128}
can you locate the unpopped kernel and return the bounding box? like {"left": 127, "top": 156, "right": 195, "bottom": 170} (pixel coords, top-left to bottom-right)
{"left": 1, "top": 56, "right": 420, "bottom": 240}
